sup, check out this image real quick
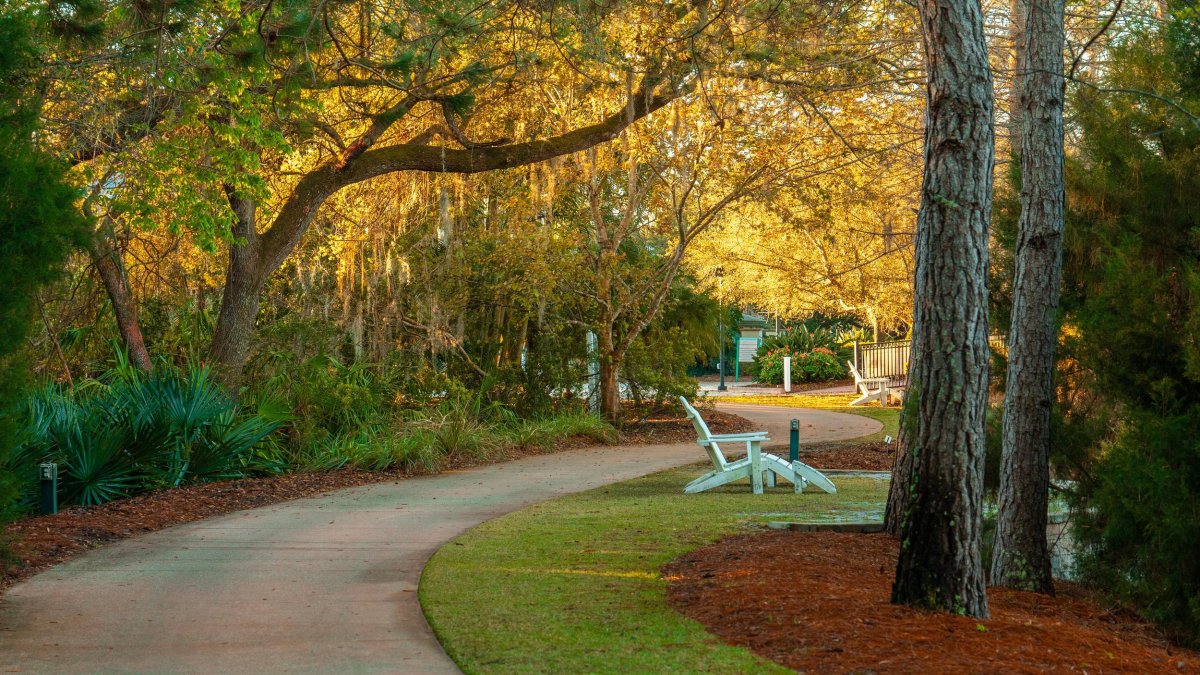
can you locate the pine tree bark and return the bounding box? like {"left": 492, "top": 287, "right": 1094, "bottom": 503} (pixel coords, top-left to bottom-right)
{"left": 888, "top": 0, "right": 994, "bottom": 619}
{"left": 990, "top": 0, "right": 1064, "bottom": 595}
{"left": 1008, "top": 0, "right": 1027, "bottom": 150}
{"left": 88, "top": 227, "right": 152, "bottom": 371}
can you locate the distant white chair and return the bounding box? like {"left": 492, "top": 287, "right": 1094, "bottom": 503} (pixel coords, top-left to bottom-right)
{"left": 848, "top": 360, "right": 899, "bottom": 406}
{"left": 679, "top": 396, "right": 836, "bottom": 495}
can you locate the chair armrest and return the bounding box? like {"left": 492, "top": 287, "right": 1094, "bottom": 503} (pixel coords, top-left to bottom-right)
{"left": 708, "top": 432, "right": 770, "bottom": 441}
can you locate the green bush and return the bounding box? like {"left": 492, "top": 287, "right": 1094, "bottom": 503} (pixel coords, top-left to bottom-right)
{"left": 757, "top": 325, "right": 854, "bottom": 364}
{"left": 754, "top": 347, "right": 845, "bottom": 385}
{"left": 1073, "top": 409, "right": 1200, "bottom": 647}
{"left": 622, "top": 326, "right": 701, "bottom": 411}
{"left": 504, "top": 412, "right": 618, "bottom": 450}
{"left": 6, "top": 362, "right": 285, "bottom": 508}
{"left": 268, "top": 374, "right": 617, "bottom": 477}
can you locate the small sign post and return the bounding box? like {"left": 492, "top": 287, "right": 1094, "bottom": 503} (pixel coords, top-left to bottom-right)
{"left": 39, "top": 463, "right": 58, "bottom": 516}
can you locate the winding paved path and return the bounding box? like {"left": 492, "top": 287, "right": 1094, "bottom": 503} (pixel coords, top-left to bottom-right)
{"left": 0, "top": 405, "right": 879, "bottom": 674}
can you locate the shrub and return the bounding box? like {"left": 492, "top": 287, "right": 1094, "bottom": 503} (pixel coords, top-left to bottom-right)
{"left": 505, "top": 412, "right": 619, "bottom": 449}
{"left": 754, "top": 347, "right": 845, "bottom": 385}
{"left": 622, "top": 326, "right": 701, "bottom": 411}
{"left": 1073, "top": 409, "right": 1200, "bottom": 647}
{"left": 6, "top": 363, "right": 285, "bottom": 508}
{"left": 793, "top": 348, "right": 846, "bottom": 381}
{"left": 757, "top": 326, "right": 853, "bottom": 364}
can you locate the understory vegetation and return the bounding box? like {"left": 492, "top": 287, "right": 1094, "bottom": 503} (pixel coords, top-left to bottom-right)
{"left": 3, "top": 354, "right": 620, "bottom": 512}
{"left": 988, "top": 14, "right": 1200, "bottom": 646}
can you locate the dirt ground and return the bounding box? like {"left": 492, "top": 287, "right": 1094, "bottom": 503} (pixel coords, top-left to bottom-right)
{"left": 665, "top": 530, "right": 1200, "bottom": 674}
{"left": 1, "top": 407, "right": 751, "bottom": 592}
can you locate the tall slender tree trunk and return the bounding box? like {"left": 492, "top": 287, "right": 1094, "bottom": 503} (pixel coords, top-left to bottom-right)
{"left": 888, "top": 0, "right": 994, "bottom": 619}
{"left": 1008, "top": 0, "right": 1027, "bottom": 151}
{"left": 88, "top": 228, "right": 152, "bottom": 371}
{"left": 991, "top": 0, "right": 1065, "bottom": 595}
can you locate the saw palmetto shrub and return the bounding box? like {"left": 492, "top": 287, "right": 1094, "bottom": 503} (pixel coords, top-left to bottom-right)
{"left": 6, "top": 362, "right": 284, "bottom": 508}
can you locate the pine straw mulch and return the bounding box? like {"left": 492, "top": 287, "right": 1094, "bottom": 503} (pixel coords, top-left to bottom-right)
{"left": 801, "top": 440, "right": 894, "bottom": 471}
{"left": 665, "top": 530, "right": 1200, "bottom": 674}
{"left": 1, "top": 407, "right": 750, "bottom": 594}
{"left": 621, "top": 407, "right": 755, "bottom": 445}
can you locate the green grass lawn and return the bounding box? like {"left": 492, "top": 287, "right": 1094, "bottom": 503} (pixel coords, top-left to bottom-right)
{"left": 420, "top": 465, "right": 890, "bottom": 673}
{"left": 721, "top": 393, "right": 901, "bottom": 442}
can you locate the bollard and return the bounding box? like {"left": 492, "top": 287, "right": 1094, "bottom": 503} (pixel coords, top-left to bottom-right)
{"left": 39, "top": 462, "right": 58, "bottom": 516}
{"left": 789, "top": 418, "right": 799, "bottom": 463}
{"left": 783, "top": 356, "right": 792, "bottom": 393}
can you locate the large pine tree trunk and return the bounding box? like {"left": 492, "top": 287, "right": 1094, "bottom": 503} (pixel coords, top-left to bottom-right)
{"left": 88, "top": 229, "right": 152, "bottom": 371}
{"left": 990, "top": 0, "right": 1065, "bottom": 595}
{"left": 889, "top": 0, "right": 994, "bottom": 619}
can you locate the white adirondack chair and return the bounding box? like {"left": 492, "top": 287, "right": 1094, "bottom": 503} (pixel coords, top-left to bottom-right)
{"left": 679, "top": 397, "right": 836, "bottom": 495}
{"left": 848, "top": 360, "right": 893, "bottom": 406}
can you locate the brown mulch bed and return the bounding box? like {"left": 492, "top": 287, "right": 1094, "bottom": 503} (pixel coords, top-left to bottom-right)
{"left": 1, "top": 406, "right": 749, "bottom": 593}
{"left": 800, "top": 440, "right": 894, "bottom": 471}
{"left": 665, "top": 531, "right": 1200, "bottom": 674}
{"left": 621, "top": 407, "right": 755, "bottom": 445}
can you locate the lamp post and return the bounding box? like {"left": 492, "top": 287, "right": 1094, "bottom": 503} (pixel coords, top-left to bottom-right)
{"left": 716, "top": 267, "right": 727, "bottom": 392}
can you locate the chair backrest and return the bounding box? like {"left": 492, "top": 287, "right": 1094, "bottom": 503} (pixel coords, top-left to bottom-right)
{"left": 679, "top": 396, "right": 728, "bottom": 469}
{"left": 847, "top": 360, "right": 864, "bottom": 383}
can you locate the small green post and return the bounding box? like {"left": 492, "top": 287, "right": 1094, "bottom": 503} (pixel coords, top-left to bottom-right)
{"left": 39, "top": 463, "right": 58, "bottom": 516}
{"left": 789, "top": 419, "right": 799, "bottom": 463}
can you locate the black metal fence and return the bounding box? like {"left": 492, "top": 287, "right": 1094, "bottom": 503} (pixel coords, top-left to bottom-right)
{"left": 853, "top": 340, "right": 910, "bottom": 387}
{"left": 853, "top": 334, "right": 1008, "bottom": 388}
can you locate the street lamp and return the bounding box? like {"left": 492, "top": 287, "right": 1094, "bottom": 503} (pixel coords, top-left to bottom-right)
{"left": 716, "top": 267, "right": 727, "bottom": 392}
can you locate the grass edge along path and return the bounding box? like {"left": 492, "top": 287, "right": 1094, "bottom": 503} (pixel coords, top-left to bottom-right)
{"left": 420, "top": 465, "right": 889, "bottom": 673}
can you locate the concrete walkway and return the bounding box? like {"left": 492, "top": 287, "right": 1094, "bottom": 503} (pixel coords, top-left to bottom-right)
{"left": 0, "top": 405, "right": 879, "bottom": 674}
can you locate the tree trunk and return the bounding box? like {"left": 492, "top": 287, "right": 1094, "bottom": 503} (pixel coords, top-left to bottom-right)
{"left": 990, "top": 0, "right": 1064, "bottom": 595}
{"left": 1008, "top": 0, "right": 1027, "bottom": 151}
{"left": 598, "top": 356, "right": 621, "bottom": 425}
{"left": 208, "top": 191, "right": 265, "bottom": 388}
{"left": 595, "top": 291, "right": 622, "bottom": 425}
{"left": 88, "top": 228, "right": 152, "bottom": 371}
{"left": 889, "top": 0, "right": 994, "bottom": 619}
